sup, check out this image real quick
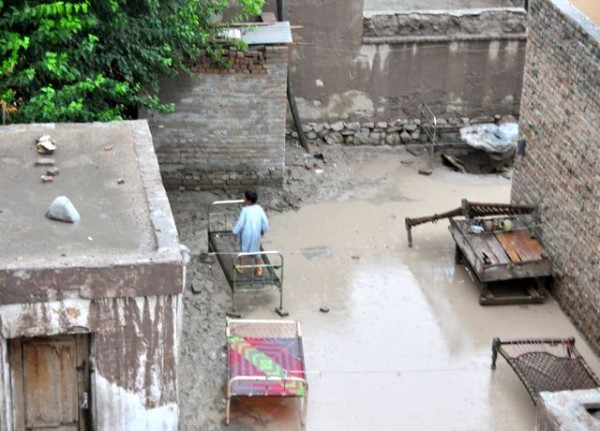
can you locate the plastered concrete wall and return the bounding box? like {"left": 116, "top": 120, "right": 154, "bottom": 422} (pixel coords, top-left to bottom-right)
{"left": 265, "top": 0, "right": 526, "bottom": 121}
{"left": 144, "top": 45, "right": 288, "bottom": 192}
{"left": 0, "top": 296, "right": 181, "bottom": 431}
{"left": 536, "top": 389, "right": 600, "bottom": 430}
{"left": 0, "top": 121, "right": 186, "bottom": 430}
{"left": 511, "top": 0, "right": 600, "bottom": 353}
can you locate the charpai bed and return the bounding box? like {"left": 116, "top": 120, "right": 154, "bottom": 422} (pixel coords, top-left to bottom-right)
{"left": 225, "top": 318, "right": 309, "bottom": 426}
{"left": 491, "top": 337, "right": 600, "bottom": 404}
{"left": 208, "top": 200, "right": 287, "bottom": 317}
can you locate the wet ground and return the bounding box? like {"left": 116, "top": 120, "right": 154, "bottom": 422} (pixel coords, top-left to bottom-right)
{"left": 171, "top": 144, "right": 600, "bottom": 430}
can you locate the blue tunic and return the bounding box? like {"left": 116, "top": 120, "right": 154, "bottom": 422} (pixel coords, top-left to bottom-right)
{"left": 232, "top": 204, "right": 269, "bottom": 253}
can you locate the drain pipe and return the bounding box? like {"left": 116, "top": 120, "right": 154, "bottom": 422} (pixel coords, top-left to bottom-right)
{"left": 277, "top": 0, "right": 310, "bottom": 152}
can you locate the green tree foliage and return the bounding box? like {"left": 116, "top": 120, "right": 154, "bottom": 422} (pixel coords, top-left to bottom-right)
{"left": 0, "top": 0, "right": 264, "bottom": 123}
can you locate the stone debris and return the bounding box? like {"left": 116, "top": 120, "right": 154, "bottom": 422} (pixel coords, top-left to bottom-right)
{"left": 34, "top": 158, "right": 55, "bottom": 166}
{"left": 41, "top": 175, "right": 54, "bottom": 183}
{"left": 46, "top": 167, "right": 60, "bottom": 176}
{"left": 104, "top": 145, "right": 114, "bottom": 151}
{"left": 301, "top": 246, "right": 332, "bottom": 261}
{"left": 117, "top": 178, "right": 125, "bottom": 184}
{"left": 36, "top": 134, "right": 57, "bottom": 154}
{"left": 46, "top": 196, "right": 81, "bottom": 223}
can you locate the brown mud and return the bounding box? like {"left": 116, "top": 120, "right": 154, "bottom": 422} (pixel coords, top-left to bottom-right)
{"left": 170, "top": 141, "right": 600, "bottom": 430}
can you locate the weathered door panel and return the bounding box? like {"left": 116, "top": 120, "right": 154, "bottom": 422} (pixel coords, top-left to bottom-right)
{"left": 9, "top": 335, "right": 90, "bottom": 431}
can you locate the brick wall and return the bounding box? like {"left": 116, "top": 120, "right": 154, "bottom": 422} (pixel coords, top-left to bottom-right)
{"left": 511, "top": 0, "right": 600, "bottom": 352}
{"left": 143, "top": 45, "right": 288, "bottom": 191}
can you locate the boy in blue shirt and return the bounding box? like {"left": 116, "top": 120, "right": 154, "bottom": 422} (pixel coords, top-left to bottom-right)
{"left": 232, "top": 190, "right": 269, "bottom": 276}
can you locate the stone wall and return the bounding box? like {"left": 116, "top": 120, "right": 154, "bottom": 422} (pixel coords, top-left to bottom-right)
{"left": 289, "top": 114, "right": 509, "bottom": 146}
{"left": 511, "top": 0, "right": 600, "bottom": 353}
{"left": 264, "top": 0, "right": 527, "bottom": 122}
{"left": 144, "top": 45, "right": 288, "bottom": 191}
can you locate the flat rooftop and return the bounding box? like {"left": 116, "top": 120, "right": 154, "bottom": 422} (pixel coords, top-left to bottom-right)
{"left": 0, "top": 121, "right": 162, "bottom": 263}
{"left": 0, "top": 121, "right": 182, "bottom": 304}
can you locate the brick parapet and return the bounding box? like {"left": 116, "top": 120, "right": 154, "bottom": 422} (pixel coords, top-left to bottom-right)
{"left": 186, "top": 44, "right": 288, "bottom": 75}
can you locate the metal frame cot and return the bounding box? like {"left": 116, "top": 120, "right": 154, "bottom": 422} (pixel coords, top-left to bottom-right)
{"left": 491, "top": 337, "right": 600, "bottom": 404}
{"left": 208, "top": 199, "right": 287, "bottom": 317}
{"left": 225, "top": 318, "right": 309, "bottom": 426}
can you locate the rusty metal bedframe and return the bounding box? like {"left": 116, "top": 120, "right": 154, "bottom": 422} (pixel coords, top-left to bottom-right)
{"left": 208, "top": 200, "right": 288, "bottom": 317}
{"left": 226, "top": 318, "right": 309, "bottom": 426}
{"left": 491, "top": 337, "right": 600, "bottom": 404}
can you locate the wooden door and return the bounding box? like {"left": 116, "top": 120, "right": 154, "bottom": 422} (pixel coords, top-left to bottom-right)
{"left": 9, "top": 334, "right": 90, "bottom": 431}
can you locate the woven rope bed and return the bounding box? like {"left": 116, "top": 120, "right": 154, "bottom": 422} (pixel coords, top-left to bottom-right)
{"left": 491, "top": 337, "right": 600, "bottom": 404}
{"left": 225, "top": 319, "right": 309, "bottom": 426}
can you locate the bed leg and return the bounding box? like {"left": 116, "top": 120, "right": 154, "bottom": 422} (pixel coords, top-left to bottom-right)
{"left": 225, "top": 396, "right": 231, "bottom": 425}
{"left": 227, "top": 290, "right": 242, "bottom": 318}
{"left": 275, "top": 286, "right": 289, "bottom": 317}
{"left": 275, "top": 307, "right": 289, "bottom": 317}
{"left": 491, "top": 337, "right": 500, "bottom": 369}
{"left": 301, "top": 390, "right": 308, "bottom": 427}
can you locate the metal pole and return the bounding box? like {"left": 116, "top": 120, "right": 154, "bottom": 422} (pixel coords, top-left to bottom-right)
{"left": 276, "top": 0, "right": 310, "bottom": 152}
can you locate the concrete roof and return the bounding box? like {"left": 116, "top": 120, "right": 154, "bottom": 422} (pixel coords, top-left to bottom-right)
{"left": 0, "top": 121, "right": 183, "bottom": 304}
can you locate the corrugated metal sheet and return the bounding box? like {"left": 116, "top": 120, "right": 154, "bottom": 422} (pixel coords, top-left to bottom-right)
{"left": 240, "top": 21, "right": 293, "bottom": 45}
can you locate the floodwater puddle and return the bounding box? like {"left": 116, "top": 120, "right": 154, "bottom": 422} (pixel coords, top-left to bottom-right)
{"left": 234, "top": 159, "right": 600, "bottom": 430}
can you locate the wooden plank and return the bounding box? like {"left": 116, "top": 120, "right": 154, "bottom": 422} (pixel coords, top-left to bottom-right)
{"left": 508, "top": 230, "right": 536, "bottom": 261}
{"left": 8, "top": 339, "right": 25, "bottom": 430}
{"left": 465, "top": 233, "right": 503, "bottom": 266}
{"left": 513, "top": 229, "right": 544, "bottom": 260}
{"left": 475, "top": 261, "right": 553, "bottom": 282}
{"left": 58, "top": 342, "right": 77, "bottom": 424}
{"left": 482, "top": 234, "right": 512, "bottom": 265}
{"left": 23, "top": 341, "right": 63, "bottom": 426}
{"left": 451, "top": 219, "right": 509, "bottom": 265}
{"left": 479, "top": 291, "right": 545, "bottom": 305}
{"left": 495, "top": 232, "right": 522, "bottom": 262}
{"left": 76, "top": 335, "right": 89, "bottom": 431}
{"left": 496, "top": 230, "right": 544, "bottom": 262}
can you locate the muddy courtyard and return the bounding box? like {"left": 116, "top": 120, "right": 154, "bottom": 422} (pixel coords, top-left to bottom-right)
{"left": 168, "top": 142, "right": 600, "bottom": 431}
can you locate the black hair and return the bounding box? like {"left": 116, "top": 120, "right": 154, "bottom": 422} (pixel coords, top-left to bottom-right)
{"left": 244, "top": 190, "right": 258, "bottom": 204}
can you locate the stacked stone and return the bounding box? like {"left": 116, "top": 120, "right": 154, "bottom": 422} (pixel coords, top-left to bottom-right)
{"left": 363, "top": 9, "right": 527, "bottom": 41}
{"left": 288, "top": 115, "right": 504, "bottom": 146}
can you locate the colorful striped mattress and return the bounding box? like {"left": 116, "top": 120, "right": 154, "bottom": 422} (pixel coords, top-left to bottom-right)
{"left": 227, "top": 319, "right": 308, "bottom": 397}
